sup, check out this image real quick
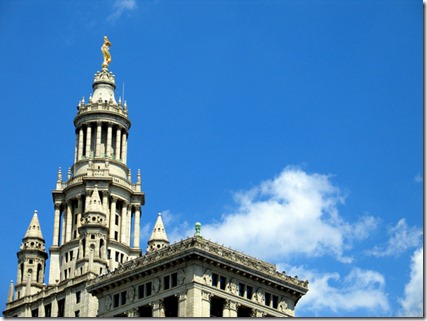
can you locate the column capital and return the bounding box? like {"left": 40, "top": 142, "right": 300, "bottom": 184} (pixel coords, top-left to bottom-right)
{"left": 111, "top": 196, "right": 118, "bottom": 202}
{"left": 54, "top": 202, "right": 62, "bottom": 210}
{"left": 201, "top": 290, "right": 213, "bottom": 302}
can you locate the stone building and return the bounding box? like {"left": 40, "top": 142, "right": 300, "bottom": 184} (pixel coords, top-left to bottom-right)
{"left": 3, "top": 38, "right": 308, "bottom": 317}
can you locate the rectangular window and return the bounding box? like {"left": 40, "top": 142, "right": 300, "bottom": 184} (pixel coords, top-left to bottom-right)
{"left": 113, "top": 294, "right": 120, "bottom": 308}
{"left": 265, "top": 292, "right": 271, "bottom": 306}
{"left": 272, "top": 295, "right": 278, "bottom": 309}
{"left": 70, "top": 250, "right": 74, "bottom": 261}
{"left": 65, "top": 253, "right": 69, "bottom": 263}
{"left": 114, "top": 231, "right": 119, "bottom": 241}
{"left": 212, "top": 273, "right": 219, "bottom": 287}
{"left": 164, "top": 275, "right": 170, "bottom": 290}
{"left": 146, "top": 282, "right": 152, "bottom": 296}
{"left": 121, "top": 291, "right": 126, "bottom": 305}
{"left": 57, "top": 299, "right": 65, "bottom": 317}
{"left": 246, "top": 286, "right": 253, "bottom": 300}
{"left": 75, "top": 310, "right": 80, "bottom": 317}
{"left": 219, "top": 276, "right": 227, "bottom": 290}
{"left": 76, "top": 291, "right": 81, "bottom": 303}
{"left": 121, "top": 253, "right": 124, "bottom": 263}
{"left": 171, "top": 273, "right": 178, "bottom": 287}
{"left": 115, "top": 252, "right": 119, "bottom": 262}
{"left": 31, "top": 308, "right": 38, "bottom": 317}
{"left": 107, "top": 249, "right": 111, "bottom": 259}
{"left": 138, "top": 284, "right": 144, "bottom": 299}
{"left": 238, "top": 283, "right": 245, "bottom": 297}
{"left": 115, "top": 214, "right": 119, "bottom": 225}
{"left": 44, "top": 303, "right": 51, "bottom": 317}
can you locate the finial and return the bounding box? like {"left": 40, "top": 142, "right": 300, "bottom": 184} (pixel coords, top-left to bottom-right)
{"left": 158, "top": 212, "right": 162, "bottom": 216}
{"left": 118, "top": 96, "right": 122, "bottom": 106}
{"left": 57, "top": 167, "right": 62, "bottom": 182}
{"left": 34, "top": 210, "right": 38, "bottom": 216}
{"left": 89, "top": 93, "right": 93, "bottom": 103}
{"left": 67, "top": 168, "right": 71, "bottom": 180}
{"left": 128, "top": 169, "right": 131, "bottom": 181}
{"left": 137, "top": 169, "right": 141, "bottom": 184}
{"left": 101, "top": 36, "right": 112, "bottom": 68}
{"left": 195, "top": 222, "right": 202, "bottom": 238}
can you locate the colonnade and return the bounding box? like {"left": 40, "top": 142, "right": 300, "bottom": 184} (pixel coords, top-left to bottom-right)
{"left": 74, "top": 122, "right": 128, "bottom": 163}
{"left": 52, "top": 194, "right": 141, "bottom": 249}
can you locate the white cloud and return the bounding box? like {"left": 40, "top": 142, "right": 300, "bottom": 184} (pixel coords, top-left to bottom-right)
{"left": 185, "top": 166, "right": 378, "bottom": 263}
{"left": 366, "top": 219, "right": 422, "bottom": 257}
{"left": 285, "top": 265, "right": 390, "bottom": 316}
{"left": 414, "top": 174, "right": 423, "bottom": 183}
{"left": 108, "top": 0, "right": 137, "bottom": 21}
{"left": 398, "top": 247, "right": 423, "bottom": 317}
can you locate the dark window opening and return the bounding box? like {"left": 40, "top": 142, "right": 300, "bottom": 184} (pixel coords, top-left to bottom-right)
{"left": 138, "top": 305, "right": 153, "bottom": 317}
{"left": 238, "top": 283, "right": 245, "bottom": 297}
{"left": 121, "top": 291, "right": 127, "bottom": 305}
{"left": 31, "top": 309, "right": 38, "bottom": 317}
{"left": 76, "top": 291, "right": 81, "bottom": 303}
{"left": 164, "top": 295, "right": 179, "bottom": 317}
{"left": 164, "top": 275, "right": 170, "bottom": 290}
{"left": 171, "top": 272, "right": 178, "bottom": 287}
{"left": 44, "top": 303, "right": 51, "bottom": 317}
{"left": 114, "top": 231, "right": 118, "bottom": 241}
{"left": 115, "top": 214, "right": 119, "bottom": 225}
{"left": 272, "top": 295, "right": 278, "bottom": 309}
{"left": 212, "top": 273, "right": 219, "bottom": 287}
{"left": 237, "top": 305, "right": 252, "bottom": 317}
{"left": 265, "top": 292, "right": 271, "bottom": 306}
{"left": 146, "top": 282, "right": 152, "bottom": 296}
{"left": 113, "top": 294, "right": 120, "bottom": 308}
{"left": 75, "top": 310, "right": 80, "bottom": 317}
{"left": 210, "top": 296, "right": 225, "bottom": 317}
{"left": 219, "top": 276, "right": 227, "bottom": 290}
{"left": 115, "top": 252, "right": 119, "bottom": 262}
{"left": 246, "top": 286, "right": 253, "bottom": 300}
{"left": 57, "top": 298, "right": 65, "bottom": 317}
{"left": 107, "top": 249, "right": 111, "bottom": 259}
{"left": 138, "top": 284, "right": 144, "bottom": 299}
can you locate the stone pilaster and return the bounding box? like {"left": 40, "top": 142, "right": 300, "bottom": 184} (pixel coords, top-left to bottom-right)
{"left": 85, "top": 124, "right": 92, "bottom": 157}
{"left": 133, "top": 205, "right": 140, "bottom": 248}
{"left": 109, "top": 197, "right": 117, "bottom": 240}
{"left": 115, "top": 127, "right": 121, "bottom": 160}
{"left": 95, "top": 121, "right": 101, "bottom": 157}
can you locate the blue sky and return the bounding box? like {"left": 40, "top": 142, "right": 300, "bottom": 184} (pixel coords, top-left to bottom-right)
{"left": 0, "top": 0, "right": 423, "bottom": 317}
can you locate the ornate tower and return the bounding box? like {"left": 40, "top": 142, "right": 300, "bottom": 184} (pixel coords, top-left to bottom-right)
{"left": 14, "top": 211, "right": 48, "bottom": 300}
{"left": 48, "top": 36, "right": 145, "bottom": 285}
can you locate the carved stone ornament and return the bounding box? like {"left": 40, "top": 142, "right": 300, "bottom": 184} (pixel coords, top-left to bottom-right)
{"left": 104, "top": 295, "right": 112, "bottom": 311}
{"left": 203, "top": 269, "right": 212, "bottom": 285}
{"left": 126, "top": 286, "right": 135, "bottom": 302}
{"left": 178, "top": 269, "right": 185, "bottom": 285}
{"left": 153, "top": 277, "right": 161, "bottom": 293}
{"left": 254, "top": 288, "right": 264, "bottom": 304}
{"left": 228, "top": 278, "right": 238, "bottom": 295}
{"left": 201, "top": 290, "right": 213, "bottom": 301}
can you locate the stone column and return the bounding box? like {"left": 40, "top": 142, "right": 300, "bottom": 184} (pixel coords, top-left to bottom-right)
{"left": 74, "top": 132, "right": 78, "bottom": 163}
{"left": 76, "top": 195, "right": 83, "bottom": 233}
{"left": 38, "top": 303, "right": 45, "bottom": 317}
{"left": 223, "top": 300, "right": 238, "bottom": 317}
{"left": 109, "top": 197, "right": 117, "bottom": 240}
{"left": 51, "top": 296, "right": 58, "bottom": 317}
{"left": 52, "top": 203, "right": 61, "bottom": 246}
{"left": 95, "top": 121, "right": 102, "bottom": 157}
{"left": 77, "top": 128, "right": 84, "bottom": 160}
{"left": 102, "top": 191, "right": 109, "bottom": 222}
{"left": 178, "top": 292, "right": 187, "bottom": 317}
{"left": 152, "top": 299, "right": 165, "bottom": 317}
{"left": 85, "top": 124, "right": 92, "bottom": 157}
{"left": 115, "top": 127, "right": 121, "bottom": 160}
{"left": 65, "top": 201, "right": 73, "bottom": 243}
{"left": 126, "top": 308, "right": 138, "bottom": 317}
{"left": 106, "top": 122, "right": 112, "bottom": 157}
{"left": 133, "top": 205, "right": 141, "bottom": 248}
{"left": 201, "top": 290, "right": 213, "bottom": 317}
{"left": 121, "top": 132, "right": 127, "bottom": 163}
{"left": 120, "top": 204, "right": 128, "bottom": 244}
{"left": 60, "top": 204, "right": 66, "bottom": 246}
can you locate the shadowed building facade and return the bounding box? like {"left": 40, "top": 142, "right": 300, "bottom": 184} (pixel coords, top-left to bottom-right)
{"left": 3, "top": 38, "right": 308, "bottom": 317}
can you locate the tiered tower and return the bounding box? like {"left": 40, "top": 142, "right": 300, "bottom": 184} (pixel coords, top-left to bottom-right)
{"left": 48, "top": 36, "right": 145, "bottom": 285}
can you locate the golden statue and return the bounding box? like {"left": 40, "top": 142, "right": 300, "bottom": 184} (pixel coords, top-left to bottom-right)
{"left": 101, "top": 36, "right": 112, "bottom": 68}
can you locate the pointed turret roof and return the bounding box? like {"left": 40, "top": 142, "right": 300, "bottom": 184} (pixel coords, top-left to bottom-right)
{"left": 147, "top": 213, "right": 170, "bottom": 252}
{"left": 87, "top": 185, "right": 104, "bottom": 213}
{"left": 149, "top": 213, "right": 169, "bottom": 243}
{"left": 24, "top": 210, "right": 44, "bottom": 240}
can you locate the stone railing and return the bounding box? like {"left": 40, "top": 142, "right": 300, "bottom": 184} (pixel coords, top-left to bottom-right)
{"left": 78, "top": 101, "right": 128, "bottom": 117}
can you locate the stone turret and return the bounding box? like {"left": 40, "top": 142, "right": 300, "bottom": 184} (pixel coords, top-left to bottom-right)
{"left": 14, "top": 211, "right": 47, "bottom": 300}
{"left": 146, "top": 213, "right": 170, "bottom": 252}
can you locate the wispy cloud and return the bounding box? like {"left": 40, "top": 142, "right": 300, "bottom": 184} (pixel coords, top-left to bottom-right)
{"left": 398, "top": 247, "right": 423, "bottom": 317}
{"left": 108, "top": 0, "right": 137, "bottom": 22}
{"left": 167, "top": 166, "right": 378, "bottom": 263}
{"left": 365, "top": 219, "right": 422, "bottom": 257}
{"left": 414, "top": 174, "right": 423, "bottom": 183}
{"left": 285, "top": 265, "right": 390, "bottom": 316}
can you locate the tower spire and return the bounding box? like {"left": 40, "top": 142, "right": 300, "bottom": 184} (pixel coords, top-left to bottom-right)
{"left": 146, "top": 213, "right": 170, "bottom": 252}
